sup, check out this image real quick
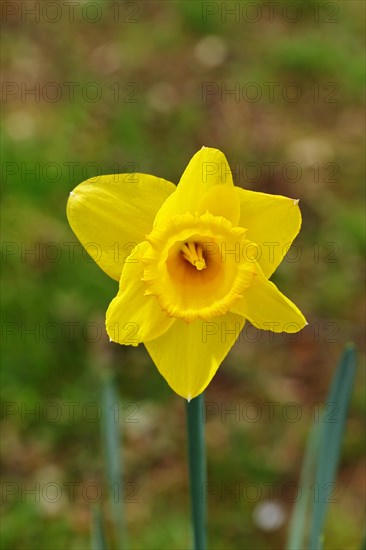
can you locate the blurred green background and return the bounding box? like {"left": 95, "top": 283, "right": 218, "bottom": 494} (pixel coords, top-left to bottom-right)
{"left": 1, "top": 0, "right": 365, "bottom": 548}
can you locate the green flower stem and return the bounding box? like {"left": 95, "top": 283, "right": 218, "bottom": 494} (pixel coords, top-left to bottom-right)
{"left": 186, "top": 393, "right": 207, "bottom": 550}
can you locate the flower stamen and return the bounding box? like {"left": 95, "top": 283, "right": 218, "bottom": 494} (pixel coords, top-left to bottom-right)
{"left": 181, "top": 242, "right": 206, "bottom": 271}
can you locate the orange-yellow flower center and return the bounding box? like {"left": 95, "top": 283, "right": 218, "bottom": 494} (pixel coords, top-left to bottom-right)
{"left": 181, "top": 241, "right": 206, "bottom": 271}
{"left": 142, "top": 212, "right": 256, "bottom": 323}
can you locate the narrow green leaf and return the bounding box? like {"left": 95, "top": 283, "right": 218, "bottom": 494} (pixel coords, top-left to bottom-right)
{"left": 286, "top": 345, "right": 357, "bottom": 550}
{"left": 186, "top": 393, "right": 207, "bottom": 550}
{"left": 286, "top": 416, "right": 322, "bottom": 550}
{"left": 91, "top": 504, "right": 107, "bottom": 550}
{"left": 309, "top": 344, "right": 357, "bottom": 549}
{"left": 101, "top": 374, "right": 127, "bottom": 549}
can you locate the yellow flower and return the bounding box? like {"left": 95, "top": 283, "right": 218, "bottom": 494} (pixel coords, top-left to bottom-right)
{"left": 67, "top": 148, "right": 306, "bottom": 399}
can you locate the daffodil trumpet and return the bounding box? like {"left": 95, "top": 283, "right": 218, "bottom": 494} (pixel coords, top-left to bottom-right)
{"left": 67, "top": 147, "right": 306, "bottom": 400}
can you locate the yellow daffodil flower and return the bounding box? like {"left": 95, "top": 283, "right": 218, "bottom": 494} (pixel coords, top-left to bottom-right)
{"left": 67, "top": 147, "right": 306, "bottom": 399}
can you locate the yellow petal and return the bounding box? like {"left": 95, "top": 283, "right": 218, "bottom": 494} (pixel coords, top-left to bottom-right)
{"left": 67, "top": 174, "right": 175, "bottom": 280}
{"left": 198, "top": 184, "right": 241, "bottom": 225}
{"left": 230, "top": 269, "right": 307, "bottom": 332}
{"left": 145, "top": 312, "right": 245, "bottom": 399}
{"left": 106, "top": 241, "right": 175, "bottom": 345}
{"left": 236, "top": 189, "right": 301, "bottom": 278}
{"left": 154, "top": 148, "right": 234, "bottom": 227}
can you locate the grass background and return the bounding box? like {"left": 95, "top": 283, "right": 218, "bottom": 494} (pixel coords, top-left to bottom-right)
{"left": 1, "top": 1, "right": 365, "bottom": 548}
